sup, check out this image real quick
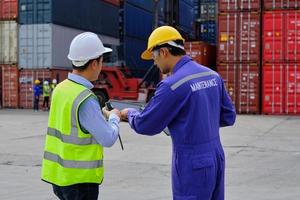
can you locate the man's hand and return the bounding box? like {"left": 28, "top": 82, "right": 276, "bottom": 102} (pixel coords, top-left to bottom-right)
{"left": 102, "top": 107, "right": 121, "bottom": 119}
{"left": 120, "top": 108, "right": 129, "bottom": 121}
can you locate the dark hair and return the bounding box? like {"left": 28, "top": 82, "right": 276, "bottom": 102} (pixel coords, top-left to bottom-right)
{"left": 72, "top": 56, "right": 102, "bottom": 71}
{"left": 152, "top": 40, "right": 186, "bottom": 57}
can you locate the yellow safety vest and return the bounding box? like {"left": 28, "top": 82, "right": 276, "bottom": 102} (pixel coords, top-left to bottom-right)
{"left": 41, "top": 79, "right": 104, "bottom": 186}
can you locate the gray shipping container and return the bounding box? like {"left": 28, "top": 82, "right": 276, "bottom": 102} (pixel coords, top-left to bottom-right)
{"left": 0, "top": 21, "right": 18, "bottom": 64}
{"left": 19, "top": 24, "right": 119, "bottom": 69}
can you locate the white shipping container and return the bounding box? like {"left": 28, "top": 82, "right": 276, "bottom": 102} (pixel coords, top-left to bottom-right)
{"left": 0, "top": 21, "right": 18, "bottom": 64}
{"left": 19, "top": 24, "right": 119, "bottom": 69}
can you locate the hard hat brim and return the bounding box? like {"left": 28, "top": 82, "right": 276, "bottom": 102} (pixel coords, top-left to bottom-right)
{"left": 141, "top": 49, "right": 152, "bottom": 60}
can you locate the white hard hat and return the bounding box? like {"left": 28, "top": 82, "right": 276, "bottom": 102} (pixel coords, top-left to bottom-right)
{"left": 44, "top": 80, "right": 49, "bottom": 85}
{"left": 52, "top": 79, "right": 57, "bottom": 84}
{"left": 68, "top": 32, "right": 112, "bottom": 67}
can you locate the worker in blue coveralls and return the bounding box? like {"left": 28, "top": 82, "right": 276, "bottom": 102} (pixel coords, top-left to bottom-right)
{"left": 120, "top": 26, "right": 236, "bottom": 200}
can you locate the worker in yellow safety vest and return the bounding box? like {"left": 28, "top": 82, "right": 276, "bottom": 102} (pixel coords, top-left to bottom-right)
{"left": 41, "top": 32, "right": 121, "bottom": 200}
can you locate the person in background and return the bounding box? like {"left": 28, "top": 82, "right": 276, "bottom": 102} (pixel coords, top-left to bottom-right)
{"left": 43, "top": 80, "right": 51, "bottom": 111}
{"left": 120, "top": 26, "right": 236, "bottom": 200}
{"left": 33, "top": 79, "right": 42, "bottom": 112}
{"left": 41, "top": 32, "right": 121, "bottom": 200}
{"left": 51, "top": 79, "right": 57, "bottom": 90}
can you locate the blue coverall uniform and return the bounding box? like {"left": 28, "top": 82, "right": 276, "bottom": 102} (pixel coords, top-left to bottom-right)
{"left": 127, "top": 56, "right": 236, "bottom": 200}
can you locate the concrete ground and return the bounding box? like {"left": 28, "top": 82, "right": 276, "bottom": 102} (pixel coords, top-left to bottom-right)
{"left": 0, "top": 109, "right": 299, "bottom": 200}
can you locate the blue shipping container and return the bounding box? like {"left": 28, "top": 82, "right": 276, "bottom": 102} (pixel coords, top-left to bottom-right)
{"left": 179, "top": 0, "right": 194, "bottom": 31}
{"left": 182, "top": 0, "right": 194, "bottom": 6}
{"left": 123, "top": 36, "right": 152, "bottom": 78}
{"left": 126, "top": 0, "right": 165, "bottom": 18}
{"left": 19, "top": 0, "right": 119, "bottom": 37}
{"left": 124, "top": 3, "right": 153, "bottom": 40}
{"left": 200, "top": 2, "right": 217, "bottom": 21}
{"left": 200, "top": 21, "right": 217, "bottom": 44}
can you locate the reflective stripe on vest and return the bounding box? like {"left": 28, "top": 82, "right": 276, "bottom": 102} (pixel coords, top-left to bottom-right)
{"left": 171, "top": 71, "right": 217, "bottom": 91}
{"left": 46, "top": 89, "right": 97, "bottom": 145}
{"left": 44, "top": 151, "right": 103, "bottom": 169}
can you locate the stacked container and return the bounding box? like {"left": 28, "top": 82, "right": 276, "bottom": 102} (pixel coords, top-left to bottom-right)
{"left": 16, "top": 0, "right": 120, "bottom": 109}
{"left": 262, "top": 4, "right": 300, "bottom": 114}
{"left": 217, "top": 0, "right": 261, "bottom": 114}
{"left": 195, "top": 0, "right": 217, "bottom": 44}
{"left": 0, "top": 0, "right": 18, "bottom": 108}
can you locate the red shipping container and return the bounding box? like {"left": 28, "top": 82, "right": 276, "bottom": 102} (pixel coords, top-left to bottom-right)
{"left": 285, "top": 63, "right": 300, "bottom": 114}
{"left": 218, "top": 12, "right": 261, "bottom": 63}
{"left": 218, "top": 63, "right": 238, "bottom": 106}
{"left": 286, "top": 11, "right": 300, "bottom": 62}
{"left": 1, "top": 64, "right": 18, "bottom": 108}
{"left": 218, "top": 62, "right": 260, "bottom": 114}
{"left": 0, "top": 0, "right": 17, "bottom": 20}
{"left": 236, "top": 63, "right": 260, "bottom": 114}
{"left": 219, "top": 0, "right": 260, "bottom": 12}
{"left": 102, "top": 0, "right": 120, "bottom": 6}
{"left": 262, "top": 63, "right": 285, "bottom": 114}
{"left": 19, "top": 68, "right": 71, "bottom": 109}
{"left": 264, "top": 0, "right": 299, "bottom": 10}
{"left": 184, "top": 41, "right": 216, "bottom": 70}
{"left": 218, "top": 13, "right": 239, "bottom": 62}
{"left": 263, "top": 11, "right": 285, "bottom": 62}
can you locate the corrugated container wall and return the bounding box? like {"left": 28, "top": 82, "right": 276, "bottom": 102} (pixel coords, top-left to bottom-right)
{"left": 102, "top": 0, "right": 120, "bottom": 6}
{"left": 179, "top": 0, "right": 194, "bottom": 34}
{"left": 218, "top": 12, "right": 261, "bottom": 63}
{"left": 200, "top": 21, "right": 217, "bottom": 45}
{"left": 18, "top": 0, "right": 119, "bottom": 37}
{"left": 19, "top": 68, "right": 70, "bottom": 109}
{"left": 263, "top": 63, "right": 300, "bottom": 114}
{"left": 1, "top": 64, "right": 18, "bottom": 108}
{"left": 0, "top": 21, "right": 18, "bottom": 64}
{"left": 19, "top": 24, "right": 119, "bottom": 69}
{"left": 184, "top": 41, "right": 216, "bottom": 71}
{"left": 219, "top": 0, "right": 261, "bottom": 12}
{"left": 264, "top": 0, "right": 300, "bottom": 10}
{"left": 218, "top": 63, "right": 260, "bottom": 113}
{"left": 123, "top": 3, "right": 153, "bottom": 40}
{"left": 263, "top": 10, "right": 300, "bottom": 63}
{"left": 0, "top": 0, "right": 18, "bottom": 20}
{"left": 123, "top": 36, "right": 152, "bottom": 78}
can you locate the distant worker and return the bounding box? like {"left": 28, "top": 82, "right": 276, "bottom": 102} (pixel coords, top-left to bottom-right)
{"left": 41, "top": 32, "right": 121, "bottom": 200}
{"left": 50, "top": 79, "right": 57, "bottom": 90}
{"left": 121, "top": 26, "right": 236, "bottom": 200}
{"left": 42, "top": 80, "right": 51, "bottom": 111}
{"left": 33, "top": 79, "right": 42, "bottom": 112}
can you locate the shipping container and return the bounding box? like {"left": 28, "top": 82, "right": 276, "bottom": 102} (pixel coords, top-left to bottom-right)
{"left": 263, "top": 11, "right": 285, "bottom": 62}
{"left": 123, "top": 3, "right": 153, "bottom": 40}
{"left": 264, "top": 0, "right": 299, "bottom": 10}
{"left": 18, "top": 0, "right": 119, "bottom": 37}
{"left": 102, "top": 0, "right": 120, "bottom": 6}
{"left": 236, "top": 63, "right": 260, "bottom": 113}
{"left": 218, "top": 62, "right": 260, "bottom": 114}
{"left": 286, "top": 11, "right": 300, "bottom": 62}
{"left": 263, "top": 63, "right": 286, "bottom": 114}
{"left": 123, "top": 36, "right": 152, "bottom": 78}
{"left": 19, "top": 24, "right": 119, "bottom": 69}
{"left": 184, "top": 41, "right": 216, "bottom": 70}
{"left": 285, "top": 63, "right": 300, "bottom": 114}
{"left": 219, "top": 0, "right": 260, "bottom": 12}
{"left": 218, "top": 12, "right": 261, "bottom": 63}
{"left": 125, "top": 0, "right": 153, "bottom": 12}
{"left": 218, "top": 63, "right": 238, "bottom": 106}
{"left": 200, "top": 2, "right": 217, "bottom": 21}
{"left": 19, "top": 68, "right": 71, "bottom": 109}
{"left": 179, "top": 0, "right": 194, "bottom": 32}
{"left": 0, "top": 21, "right": 18, "bottom": 64}
{"left": 0, "top": 0, "right": 18, "bottom": 20}
{"left": 200, "top": 21, "right": 217, "bottom": 44}
{"left": 1, "top": 64, "right": 18, "bottom": 108}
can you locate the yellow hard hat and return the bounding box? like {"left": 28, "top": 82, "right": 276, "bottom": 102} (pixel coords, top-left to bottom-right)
{"left": 141, "top": 26, "right": 185, "bottom": 60}
{"left": 34, "top": 79, "right": 40, "bottom": 84}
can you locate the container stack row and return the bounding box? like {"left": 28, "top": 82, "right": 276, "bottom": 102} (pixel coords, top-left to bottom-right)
{"left": 262, "top": 2, "right": 300, "bottom": 114}
{"left": 217, "top": 0, "right": 261, "bottom": 114}
{"left": 0, "top": 0, "right": 120, "bottom": 109}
